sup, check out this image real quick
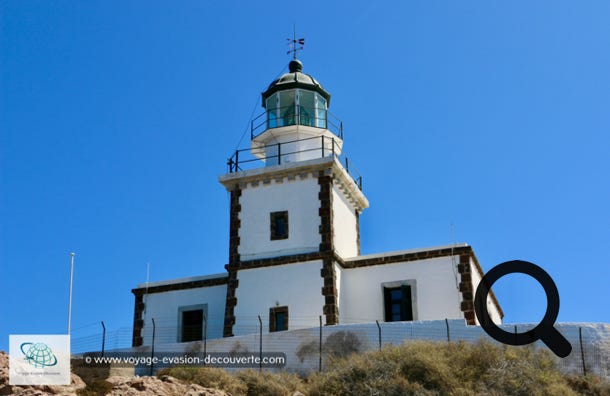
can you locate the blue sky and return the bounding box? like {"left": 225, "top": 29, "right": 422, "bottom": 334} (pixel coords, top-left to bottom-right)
{"left": 1, "top": 1, "right": 609, "bottom": 352}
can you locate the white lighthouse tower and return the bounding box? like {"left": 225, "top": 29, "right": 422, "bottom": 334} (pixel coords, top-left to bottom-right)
{"left": 219, "top": 57, "right": 369, "bottom": 336}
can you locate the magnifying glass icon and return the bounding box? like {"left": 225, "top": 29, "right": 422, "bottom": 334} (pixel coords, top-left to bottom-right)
{"left": 474, "top": 260, "right": 572, "bottom": 358}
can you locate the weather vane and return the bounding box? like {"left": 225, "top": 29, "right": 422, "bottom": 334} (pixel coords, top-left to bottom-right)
{"left": 286, "top": 26, "right": 304, "bottom": 60}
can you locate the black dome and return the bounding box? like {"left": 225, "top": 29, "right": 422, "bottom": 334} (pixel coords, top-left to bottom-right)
{"left": 262, "top": 60, "right": 331, "bottom": 108}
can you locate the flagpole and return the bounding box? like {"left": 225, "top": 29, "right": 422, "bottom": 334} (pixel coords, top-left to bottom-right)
{"left": 68, "top": 252, "right": 75, "bottom": 335}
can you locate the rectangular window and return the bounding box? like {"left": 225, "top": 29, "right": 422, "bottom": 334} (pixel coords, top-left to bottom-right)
{"left": 269, "top": 306, "right": 289, "bottom": 332}
{"left": 181, "top": 309, "right": 203, "bottom": 342}
{"left": 384, "top": 285, "right": 413, "bottom": 322}
{"left": 270, "top": 211, "right": 289, "bottom": 240}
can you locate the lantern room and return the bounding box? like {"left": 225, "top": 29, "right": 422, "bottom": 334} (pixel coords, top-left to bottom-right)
{"left": 249, "top": 59, "right": 344, "bottom": 166}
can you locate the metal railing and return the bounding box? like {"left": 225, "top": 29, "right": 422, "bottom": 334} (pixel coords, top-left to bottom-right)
{"left": 251, "top": 106, "right": 344, "bottom": 140}
{"left": 227, "top": 135, "right": 362, "bottom": 191}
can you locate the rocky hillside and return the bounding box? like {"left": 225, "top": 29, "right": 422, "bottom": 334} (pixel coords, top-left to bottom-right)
{"left": 0, "top": 351, "right": 228, "bottom": 396}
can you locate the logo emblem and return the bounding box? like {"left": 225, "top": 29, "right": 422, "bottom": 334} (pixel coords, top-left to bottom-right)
{"left": 20, "top": 342, "right": 59, "bottom": 368}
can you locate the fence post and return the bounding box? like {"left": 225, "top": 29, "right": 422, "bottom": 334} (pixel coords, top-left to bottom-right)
{"left": 445, "top": 318, "right": 451, "bottom": 343}
{"left": 345, "top": 157, "right": 349, "bottom": 173}
{"left": 319, "top": 315, "right": 323, "bottom": 373}
{"left": 258, "top": 315, "right": 263, "bottom": 372}
{"left": 235, "top": 150, "right": 239, "bottom": 171}
{"left": 203, "top": 312, "right": 208, "bottom": 363}
{"left": 376, "top": 320, "right": 382, "bottom": 350}
{"left": 101, "top": 321, "right": 106, "bottom": 357}
{"left": 579, "top": 326, "right": 587, "bottom": 376}
{"left": 150, "top": 318, "right": 156, "bottom": 376}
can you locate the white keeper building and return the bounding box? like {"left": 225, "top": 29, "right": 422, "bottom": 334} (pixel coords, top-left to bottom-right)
{"left": 130, "top": 58, "right": 503, "bottom": 347}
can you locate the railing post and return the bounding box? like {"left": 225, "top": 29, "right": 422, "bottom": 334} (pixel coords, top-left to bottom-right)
{"left": 376, "top": 320, "right": 382, "bottom": 351}
{"left": 101, "top": 321, "right": 106, "bottom": 357}
{"left": 331, "top": 138, "right": 335, "bottom": 157}
{"left": 319, "top": 315, "right": 323, "bottom": 373}
{"left": 358, "top": 176, "right": 362, "bottom": 190}
{"left": 258, "top": 315, "right": 263, "bottom": 372}
{"left": 150, "top": 318, "right": 156, "bottom": 376}
{"left": 251, "top": 119, "right": 254, "bottom": 140}
{"left": 345, "top": 157, "right": 349, "bottom": 173}
{"left": 579, "top": 326, "right": 587, "bottom": 376}
{"left": 321, "top": 135, "right": 325, "bottom": 158}
{"left": 203, "top": 312, "right": 208, "bottom": 364}
{"left": 277, "top": 143, "right": 281, "bottom": 165}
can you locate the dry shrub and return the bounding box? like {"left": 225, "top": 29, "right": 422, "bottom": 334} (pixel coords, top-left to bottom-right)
{"left": 307, "top": 340, "right": 586, "bottom": 396}
{"left": 159, "top": 341, "right": 610, "bottom": 396}
{"left": 157, "top": 366, "right": 247, "bottom": 395}
{"left": 564, "top": 374, "right": 610, "bottom": 396}
{"left": 158, "top": 367, "right": 305, "bottom": 396}
{"left": 236, "top": 369, "right": 306, "bottom": 396}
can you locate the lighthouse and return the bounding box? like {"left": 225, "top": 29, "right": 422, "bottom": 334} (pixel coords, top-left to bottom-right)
{"left": 220, "top": 57, "right": 369, "bottom": 336}
{"left": 131, "top": 54, "right": 502, "bottom": 348}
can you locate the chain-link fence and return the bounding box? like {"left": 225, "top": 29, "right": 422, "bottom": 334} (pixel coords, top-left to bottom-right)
{"left": 71, "top": 318, "right": 610, "bottom": 379}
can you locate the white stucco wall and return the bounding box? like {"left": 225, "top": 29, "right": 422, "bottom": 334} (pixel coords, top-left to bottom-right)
{"left": 469, "top": 258, "right": 503, "bottom": 325}
{"left": 259, "top": 127, "right": 340, "bottom": 165}
{"left": 239, "top": 176, "right": 320, "bottom": 260}
{"left": 140, "top": 284, "right": 227, "bottom": 345}
{"left": 334, "top": 262, "right": 342, "bottom": 313}
{"left": 233, "top": 260, "right": 325, "bottom": 335}
{"left": 339, "top": 256, "right": 463, "bottom": 323}
{"left": 332, "top": 187, "right": 358, "bottom": 259}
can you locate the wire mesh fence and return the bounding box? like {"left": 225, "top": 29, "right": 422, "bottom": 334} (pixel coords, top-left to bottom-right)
{"left": 70, "top": 317, "right": 610, "bottom": 379}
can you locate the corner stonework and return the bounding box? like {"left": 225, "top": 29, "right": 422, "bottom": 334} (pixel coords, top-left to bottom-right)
{"left": 458, "top": 254, "right": 476, "bottom": 325}
{"left": 318, "top": 170, "right": 339, "bottom": 325}
{"left": 223, "top": 185, "right": 242, "bottom": 337}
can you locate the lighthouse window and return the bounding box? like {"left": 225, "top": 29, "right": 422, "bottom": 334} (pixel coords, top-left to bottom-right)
{"left": 178, "top": 304, "right": 207, "bottom": 342}
{"left": 299, "top": 90, "right": 315, "bottom": 127}
{"left": 269, "top": 306, "right": 289, "bottom": 332}
{"left": 315, "top": 94, "right": 327, "bottom": 128}
{"left": 280, "top": 90, "right": 296, "bottom": 126}
{"left": 266, "top": 93, "right": 279, "bottom": 128}
{"left": 383, "top": 285, "right": 414, "bottom": 322}
{"left": 270, "top": 211, "right": 289, "bottom": 240}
